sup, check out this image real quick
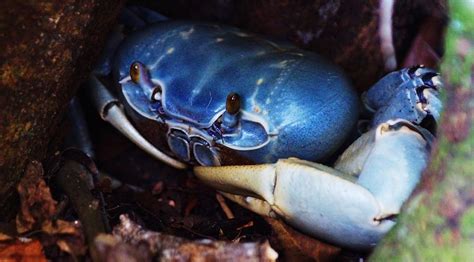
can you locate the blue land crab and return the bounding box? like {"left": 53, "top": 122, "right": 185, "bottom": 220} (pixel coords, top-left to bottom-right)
{"left": 87, "top": 9, "right": 443, "bottom": 250}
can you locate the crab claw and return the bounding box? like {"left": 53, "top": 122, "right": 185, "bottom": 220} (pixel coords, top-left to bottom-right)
{"left": 88, "top": 75, "right": 187, "bottom": 170}
{"left": 194, "top": 119, "right": 431, "bottom": 250}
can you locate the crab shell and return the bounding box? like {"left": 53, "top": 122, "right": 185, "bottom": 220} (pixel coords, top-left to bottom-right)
{"left": 111, "top": 21, "right": 359, "bottom": 166}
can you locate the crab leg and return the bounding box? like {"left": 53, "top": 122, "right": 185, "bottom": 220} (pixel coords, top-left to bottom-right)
{"left": 194, "top": 119, "right": 431, "bottom": 250}
{"left": 362, "top": 66, "right": 443, "bottom": 127}
{"left": 87, "top": 75, "right": 187, "bottom": 169}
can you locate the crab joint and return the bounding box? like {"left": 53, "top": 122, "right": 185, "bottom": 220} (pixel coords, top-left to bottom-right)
{"left": 222, "top": 92, "right": 241, "bottom": 132}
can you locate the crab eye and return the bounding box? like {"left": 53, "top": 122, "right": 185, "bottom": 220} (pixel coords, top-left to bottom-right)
{"left": 226, "top": 92, "right": 240, "bottom": 115}
{"left": 130, "top": 62, "right": 141, "bottom": 83}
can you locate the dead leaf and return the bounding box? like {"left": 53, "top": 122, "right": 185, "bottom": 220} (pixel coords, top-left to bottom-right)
{"left": 56, "top": 237, "right": 87, "bottom": 256}
{"left": 265, "top": 217, "right": 341, "bottom": 261}
{"left": 15, "top": 161, "right": 87, "bottom": 256}
{"left": 40, "top": 215, "right": 86, "bottom": 255}
{"left": 0, "top": 232, "right": 12, "bottom": 242}
{"left": 16, "top": 161, "right": 57, "bottom": 233}
{"left": 0, "top": 239, "right": 47, "bottom": 262}
{"left": 41, "top": 220, "right": 82, "bottom": 236}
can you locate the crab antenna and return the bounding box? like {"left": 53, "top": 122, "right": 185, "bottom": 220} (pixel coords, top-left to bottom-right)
{"left": 222, "top": 92, "right": 241, "bottom": 132}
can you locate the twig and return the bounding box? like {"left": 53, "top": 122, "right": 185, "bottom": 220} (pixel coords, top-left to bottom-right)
{"left": 95, "top": 214, "right": 278, "bottom": 261}
{"left": 54, "top": 159, "right": 107, "bottom": 261}
{"left": 379, "top": 0, "right": 397, "bottom": 70}
{"left": 216, "top": 193, "right": 235, "bottom": 219}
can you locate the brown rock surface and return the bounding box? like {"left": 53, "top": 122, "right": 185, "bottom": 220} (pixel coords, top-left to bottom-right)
{"left": 0, "top": 0, "right": 124, "bottom": 219}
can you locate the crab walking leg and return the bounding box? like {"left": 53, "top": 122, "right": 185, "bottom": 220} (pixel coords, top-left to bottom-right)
{"left": 362, "top": 66, "right": 443, "bottom": 127}
{"left": 87, "top": 76, "right": 187, "bottom": 169}
{"left": 194, "top": 119, "right": 431, "bottom": 250}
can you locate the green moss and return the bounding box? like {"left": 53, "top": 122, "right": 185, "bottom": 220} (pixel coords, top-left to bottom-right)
{"left": 370, "top": 0, "right": 474, "bottom": 260}
{"left": 442, "top": 0, "right": 474, "bottom": 86}
{"left": 460, "top": 207, "right": 474, "bottom": 238}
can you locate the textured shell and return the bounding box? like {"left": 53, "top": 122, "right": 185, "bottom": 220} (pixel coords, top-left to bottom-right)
{"left": 112, "top": 21, "right": 359, "bottom": 163}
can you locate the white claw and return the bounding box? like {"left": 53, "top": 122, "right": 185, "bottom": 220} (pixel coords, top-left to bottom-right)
{"left": 194, "top": 164, "right": 277, "bottom": 204}
{"left": 358, "top": 119, "right": 429, "bottom": 216}
{"left": 194, "top": 158, "right": 393, "bottom": 250}
{"left": 194, "top": 119, "right": 431, "bottom": 250}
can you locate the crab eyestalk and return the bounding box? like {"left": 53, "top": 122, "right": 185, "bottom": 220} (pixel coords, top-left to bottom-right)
{"left": 130, "top": 61, "right": 162, "bottom": 101}
{"left": 222, "top": 92, "right": 241, "bottom": 133}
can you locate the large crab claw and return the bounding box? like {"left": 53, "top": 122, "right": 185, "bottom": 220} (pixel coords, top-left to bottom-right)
{"left": 194, "top": 119, "right": 432, "bottom": 250}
